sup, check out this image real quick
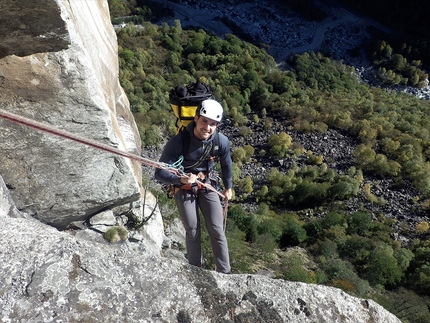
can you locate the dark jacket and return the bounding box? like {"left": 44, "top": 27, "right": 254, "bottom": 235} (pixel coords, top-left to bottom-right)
{"left": 155, "top": 121, "right": 233, "bottom": 189}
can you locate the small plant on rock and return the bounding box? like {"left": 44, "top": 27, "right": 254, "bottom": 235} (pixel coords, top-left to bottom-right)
{"left": 104, "top": 226, "right": 128, "bottom": 243}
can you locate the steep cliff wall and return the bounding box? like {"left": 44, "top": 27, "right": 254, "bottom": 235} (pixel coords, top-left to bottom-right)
{"left": 0, "top": 0, "right": 142, "bottom": 229}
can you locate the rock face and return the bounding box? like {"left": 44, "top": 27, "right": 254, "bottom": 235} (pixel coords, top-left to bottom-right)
{"left": 0, "top": 209, "right": 401, "bottom": 323}
{"left": 0, "top": 0, "right": 142, "bottom": 229}
{"left": 0, "top": 1, "right": 402, "bottom": 322}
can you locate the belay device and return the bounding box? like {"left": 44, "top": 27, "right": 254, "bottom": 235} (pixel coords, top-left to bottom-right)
{"left": 169, "top": 81, "right": 212, "bottom": 133}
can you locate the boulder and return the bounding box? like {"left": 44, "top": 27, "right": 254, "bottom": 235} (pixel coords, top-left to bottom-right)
{"left": 0, "top": 0, "right": 142, "bottom": 229}
{"left": 0, "top": 212, "right": 402, "bottom": 323}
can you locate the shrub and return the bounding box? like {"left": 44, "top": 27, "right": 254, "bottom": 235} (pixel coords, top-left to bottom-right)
{"left": 231, "top": 147, "right": 247, "bottom": 164}
{"left": 340, "top": 234, "right": 373, "bottom": 268}
{"left": 416, "top": 222, "right": 430, "bottom": 235}
{"left": 238, "top": 175, "right": 253, "bottom": 195}
{"left": 320, "top": 258, "right": 369, "bottom": 297}
{"left": 255, "top": 233, "right": 277, "bottom": 254}
{"left": 329, "top": 279, "right": 357, "bottom": 294}
{"left": 243, "top": 145, "right": 255, "bottom": 158}
{"left": 364, "top": 245, "right": 403, "bottom": 287}
{"left": 322, "top": 226, "right": 347, "bottom": 243}
{"left": 104, "top": 226, "right": 128, "bottom": 243}
{"left": 228, "top": 205, "right": 247, "bottom": 229}
{"left": 239, "top": 126, "right": 252, "bottom": 137}
{"left": 268, "top": 132, "right": 292, "bottom": 158}
{"left": 346, "top": 212, "right": 374, "bottom": 236}
{"left": 258, "top": 218, "right": 283, "bottom": 243}
{"left": 328, "top": 177, "right": 360, "bottom": 200}
{"left": 282, "top": 254, "right": 317, "bottom": 284}
{"left": 373, "top": 288, "right": 430, "bottom": 323}
{"left": 316, "top": 239, "right": 339, "bottom": 259}
{"left": 280, "top": 217, "right": 307, "bottom": 247}
{"left": 306, "top": 150, "right": 324, "bottom": 165}
{"left": 322, "top": 212, "right": 345, "bottom": 229}
{"left": 231, "top": 163, "right": 242, "bottom": 183}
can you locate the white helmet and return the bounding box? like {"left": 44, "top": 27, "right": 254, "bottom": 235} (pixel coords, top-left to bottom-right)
{"left": 198, "top": 99, "right": 223, "bottom": 122}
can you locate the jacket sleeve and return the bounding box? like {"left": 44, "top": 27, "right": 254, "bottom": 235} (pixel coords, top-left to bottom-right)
{"left": 154, "top": 135, "right": 183, "bottom": 187}
{"left": 218, "top": 134, "right": 233, "bottom": 190}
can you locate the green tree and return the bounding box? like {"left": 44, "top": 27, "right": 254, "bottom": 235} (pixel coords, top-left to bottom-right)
{"left": 354, "top": 144, "right": 376, "bottom": 167}
{"left": 281, "top": 217, "right": 307, "bottom": 247}
{"left": 346, "top": 212, "right": 374, "bottom": 236}
{"left": 268, "top": 132, "right": 292, "bottom": 158}
{"left": 365, "top": 245, "right": 403, "bottom": 287}
{"left": 322, "top": 212, "right": 345, "bottom": 229}
{"left": 282, "top": 254, "right": 316, "bottom": 283}
{"left": 238, "top": 175, "right": 253, "bottom": 195}
{"left": 231, "top": 147, "right": 247, "bottom": 164}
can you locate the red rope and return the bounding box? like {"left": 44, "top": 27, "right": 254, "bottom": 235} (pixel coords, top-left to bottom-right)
{"left": 0, "top": 108, "right": 164, "bottom": 168}
{"left": 0, "top": 108, "right": 227, "bottom": 201}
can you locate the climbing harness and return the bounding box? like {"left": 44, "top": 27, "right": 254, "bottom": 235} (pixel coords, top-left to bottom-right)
{"left": 0, "top": 109, "right": 228, "bottom": 225}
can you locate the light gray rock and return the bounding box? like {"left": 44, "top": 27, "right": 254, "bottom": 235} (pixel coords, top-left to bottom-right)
{"left": 165, "top": 217, "right": 186, "bottom": 247}
{"left": 89, "top": 210, "right": 117, "bottom": 226}
{"left": 0, "top": 176, "right": 25, "bottom": 219}
{"left": 0, "top": 0, "right": 142, "bottom": 229}
{"left": 0, "top": 214, "right": 402, "bottom": 323}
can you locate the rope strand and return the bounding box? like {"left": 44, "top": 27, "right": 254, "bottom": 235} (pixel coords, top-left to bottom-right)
{"left": 0, "top": 108, "right": 226, "bottom": 201}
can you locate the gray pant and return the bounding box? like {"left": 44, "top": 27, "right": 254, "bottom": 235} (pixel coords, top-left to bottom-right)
{"left": 175, "top": 188, "right": 230, "bottom": 273}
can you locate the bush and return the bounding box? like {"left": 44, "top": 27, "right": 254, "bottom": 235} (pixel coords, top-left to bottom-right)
{"left": 238, "top": 175, "right": 253, "bottom": 195}
{"left": 316, "top": 239, "right": 339, "bottom": 259}
{"left": 258, "top": 218, "right": 283, "bottom": 243}
{"left": 104, "top": 226, "right": 128, "bottom": 243}
{"left": 239, "top": 126, "right": 252, "bottom": 137}
{"left": 280, "top": 217, "right": 307, "bottom": 247}
{"left": 364, "top": 245, "right": 403, "bottom": 287}
{"left": 268, "top": 132, "right": 292, "bottom": 158}
{"left": 346, "top": 212, "right": 374, "bottom": 236}
{"left": 282, "top": 254, "right": 317, "bottom": 284}
{"left": 340, "top": 234, "right": 373, "bottom": 269}
{"left": 228, "top": 205, "right": 247, "bottom": 229}
{"left": 328, "top": 177, "right": 360, "bottom": 200}
{"left": 231, "top": 147, "right": 247, "bottom": 164}
{"left": 416, "top": 222, "right": 430, "bottom": 235}
{"left": 322, "top": 212, "right": 345, "bottom": 229}
{"left": 255, "top": 233, "right": 277, "bottom": 254}
{"left": 243, "top": 145, "right": 255, "bottom": 158}
{"left": 320, "top": 258, "right": 369, "bottom": 296}
{"left": 372, "top": 288, "right": 430, "bottom": 323}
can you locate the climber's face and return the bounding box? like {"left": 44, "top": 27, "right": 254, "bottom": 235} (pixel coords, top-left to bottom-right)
{"left": 193, "top": 115, "right": 218, "bottom": 141}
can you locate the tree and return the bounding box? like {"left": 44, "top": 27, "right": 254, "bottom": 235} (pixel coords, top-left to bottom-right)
{"left": 268, "top": 132, "right": 292, "bottom": 158}
{"left": 354, "top": 144, "right": 376, "bottom": 167}
{"left": 389, "top": 54, "right": 406, "bottom": 72}
{"left": 282, "top": 254, "right": 316, "bottom": 283}
{"left": 346, "top": 212, "right": 374, "bottom": 236}
{"left": 280, "top": 217, "right": 307, "bottom": 247}
{"left": 108, "top": 0, "right": 131, "bottom": 19}
{"left": 365, "top": 245, "right": 403, "bottom": 287}
{"left": 322, "top": 212, "right": 345, "bottom": 229}
{"left": 328, "top": 177, "right": 359, "bottom": 200}
{"left": 228, "top": 205, "right": 247, "bottom": 229}
{"left": 238, "top": 175, "right": 253, "bottom": 195}
{"left": 231, "top": 147, "right": 247, "bottom": 164}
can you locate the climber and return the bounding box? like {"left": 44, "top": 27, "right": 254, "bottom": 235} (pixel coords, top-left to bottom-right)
{"left": 155, "top": 99, "right": 233, "bottom": 274}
